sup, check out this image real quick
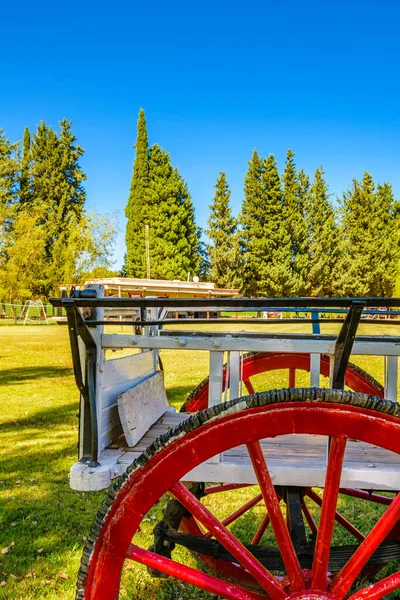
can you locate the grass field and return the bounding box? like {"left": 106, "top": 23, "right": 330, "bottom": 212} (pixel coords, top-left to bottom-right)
{"left": 0, "top": 321, "right": 399, "bottom": 599}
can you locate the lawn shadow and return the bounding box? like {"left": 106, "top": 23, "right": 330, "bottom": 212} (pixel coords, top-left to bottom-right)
{"left": 0, "top": 401, "right": 78, "bottom": 432}
{"left": 0, "top": 365, "right": 72, "bottom": 385}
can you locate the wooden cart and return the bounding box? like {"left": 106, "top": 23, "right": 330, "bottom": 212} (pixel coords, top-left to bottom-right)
{"left": 51, "top": 289, "right": 400, "bottom": 600}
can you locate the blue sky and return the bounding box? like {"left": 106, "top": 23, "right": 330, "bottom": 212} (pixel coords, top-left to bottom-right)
{"left": 2, "top": 1, "right": 400, "bottom": 270}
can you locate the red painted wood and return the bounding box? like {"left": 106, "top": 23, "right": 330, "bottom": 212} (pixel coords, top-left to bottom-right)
{"left": 82, "top": 402, "right": 400, "bottom": 599}
{"left": 247, "top": 440, "right": 305, "bottom": 593}
{"left": 307, "top": 489, "right": 365, "bottom": 542}
{"left": 171, "top": 481, "right": 287, "bottom": 600}
{"left": 311, "top": 437, "right": 347, "bottom": 591}
{"left": 331, "top": 492, "right": 400, "bottom": 598}
{"left": 301, "top": 498, "right": 318, "bottom": 535}
{"left": 183, "top": 353, "right": 383, "bottom": 412}
{"left": 126, "top": 545, "right": 268, "bottom": 600}
{"left": 205, "top": 483, "right": 252, "bottom": 495}
{"left": 289, "top": 368, "right": 296, "bottom": 387}
{"left": 243, "top": 378, "right": 256, "bottom": 394}
{"left": 180, "top": 514, "right": 261, "bottom": 590}
{"left": 252, "top": 513, "right": 270, "bottom": 545}
{"left": 339, "top": 488, "right": 394, "bottom": 506}
{"left": 205, "top": 493, "right": 263, "bottom": 538}
{"left": 347, "top": 570, "right": 400, "bottom": 600}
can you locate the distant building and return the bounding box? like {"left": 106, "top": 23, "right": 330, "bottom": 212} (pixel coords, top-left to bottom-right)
{"left": 82, "top": 277, "right": 240, "bottom": 299}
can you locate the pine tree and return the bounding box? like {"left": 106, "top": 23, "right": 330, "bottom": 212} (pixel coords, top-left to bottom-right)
{"left": 124, "top": 109, "right": 149, "bottom": 277}
{"left": 306, "top": 167, "right": 339, "bottom": 296}
{"left": 20, "top": 126, "right": 31, "bottom": 204}
{"left": 206, "top": 172, "right": 239, "bottom": 288}
{"left": 282, "top": 150, "right": 308, "bottom": 295}
{"left": 369, "top": 182, "right": 400, "bottom": 296}
{"left": 144, "top": 144, "right": 200, "bottom": 280}
{"left": 335, "top": 173, "right": 378, "bottom": 296}
{"left": 29, "top": 119, "right": 87, "bottom": 294}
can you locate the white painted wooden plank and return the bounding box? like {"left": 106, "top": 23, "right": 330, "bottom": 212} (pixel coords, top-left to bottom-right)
{"left": 101, "top": 352, "right": 155, "bottom": 389}
{"left": 310, "top": 353, "right": 320, "bottom": 387}
{"left": 102, "top": 334, "right": 400, "bottom": 356}
{"left": 229, "top": 351, "right": 240, "bottom": 400}
{"left": 209, "top": 351, "right": 224, "bottom": 406}
{"left": 118, "top": 372, "right": 169, "bottom": 447}
{"left": 385, "top": 356, "right": 398, "bottom": 402}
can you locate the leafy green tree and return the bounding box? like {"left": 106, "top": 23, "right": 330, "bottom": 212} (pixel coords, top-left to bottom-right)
{"left": 282, "top": 150, "right": 308, "bottom": 295}
{"left": 145, "top": 144, "right": 200, "bottom": 280}
{"left": 0, "top": 207, "right": 47, "bottom": 304}
{"left": 20, "top": 126, "right": 31, "bottom": 204}
{"left": 0, "top": 130, "right": 19, "bottom": 245}
{"left": 124, "top": 109, "right": 149, "bottom": 277}
{"left": 206, "top": 172, "right": 240, "bottom": 288}
{"left": 306, "top": 167, "right": 339, "bottom": 296}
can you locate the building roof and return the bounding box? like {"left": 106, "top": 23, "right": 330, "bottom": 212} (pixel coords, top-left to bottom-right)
{"left": 83, "top": 277, "right": 240, "bottom": 298}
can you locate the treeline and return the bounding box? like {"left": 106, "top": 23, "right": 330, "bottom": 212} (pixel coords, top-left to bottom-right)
{"left": 0, "top": 121, "right": 116, "bottom": 302}
{"left": 125, "top": 111, "right": 400, "bottom": 297}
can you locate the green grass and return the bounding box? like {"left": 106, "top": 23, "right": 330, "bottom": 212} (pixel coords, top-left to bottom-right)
{"left": 0, "top": 322, "right": 399, "bottom": 599}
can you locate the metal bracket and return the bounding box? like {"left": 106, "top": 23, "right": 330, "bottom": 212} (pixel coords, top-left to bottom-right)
{"left": 332, "top": 301, "right": 366, "bottom": 389}
{"left": 63, "top": 298, "right": 100, "bottom": 467}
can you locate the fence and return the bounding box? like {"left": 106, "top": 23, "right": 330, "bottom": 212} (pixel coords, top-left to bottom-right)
{"left": 0, "top": 302, "right": 66, "bottom": 321}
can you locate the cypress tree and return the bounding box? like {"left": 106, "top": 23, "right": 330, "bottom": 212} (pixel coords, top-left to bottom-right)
{"left": 282, "top": 150, "right": 308, "bottom": 295}
{"left": 240, "top": 150, "right": 265, "bottom": 295}
{"left": 20, "top": 126, "right": 31, "bottom": 204}
{"left": 240, "top": 152, "right": 293, "bottom": 296}
{"left": 259, "top": 155, "right": 293, "bottom": 296}
{"left": 306, "top": 167, "right": 339, "bottom": 296}
{"left": 206, "top": 172, "right": 239, "bottom": 288}
{"left": 124, "top": 109, "right": 149, "bottom": 277}
{"left": 144, "top": 144, "right": 200, "bottom": 280}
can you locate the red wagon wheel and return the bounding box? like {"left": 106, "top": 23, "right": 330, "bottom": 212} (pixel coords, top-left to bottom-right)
{"left": 181, "top": 353, "right": 384, "bottom": 413}
{"left": 77, "top": 389, "right": 400, "bottom": 600}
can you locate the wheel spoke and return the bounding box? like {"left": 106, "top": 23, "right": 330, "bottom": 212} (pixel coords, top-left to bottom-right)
{"left": 205, "top": 494, "right": 263, "bottom": 538}
{"left": 171, "top": 481, "right": 287, "bottom": 600}
{"left": 289, "top": 368, "right": 296, "bottom": 387}
{"left": 252, "top": 513, "right": 270, "bottom": 545}
{"left": 307, "top": 488, "right": 365, "bottom": 542}
{"left": 205, "top": 483, "right": 253, "bottom": 495}
{"left": 339, "top": 488, "right": 394, "bottom": 506}
{"left": 311, "top": 436, "right": 347, "bottom": 591}
{"left": 301, "top": 498, "right": 317, "bottom": 535}
{"left": 347, "top": 570, "right": 400, "bottom": 600}
{"left": 331, "top": 492, "right": 400, "bottom": 598}
{"left": 247, "top": 440, "right": 305, "bottom": 592}
{"left": 243, "top": 378, "right": 255, "bottom": 394}
{"left": 127, "top": 544, "right": 270, "bottom": 600}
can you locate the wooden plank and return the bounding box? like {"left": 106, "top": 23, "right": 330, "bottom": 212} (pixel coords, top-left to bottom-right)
{"left": 102, "top": 333, "right": 400, "bottom": 356}
{"left": 209, "top": 351, "right": 224, "bottom": 406}
{"left": 101, "top": 351, "right": 155, "bottom": 390}
{"left": 118, "top": 372, "right": 169, "bottom": 447}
